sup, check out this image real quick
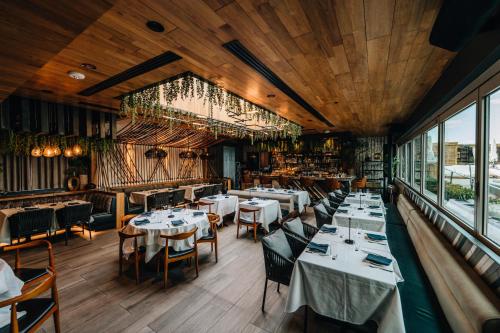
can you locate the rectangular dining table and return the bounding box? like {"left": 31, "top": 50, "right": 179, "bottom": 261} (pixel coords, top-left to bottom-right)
{"left": 247, "top": 188, "right": 311, "bottom": 213}
{"left": 344, "top": 192, "right": 384, "bottom": 207}
{"left": 178, "top": 184, "right": 213, "bottom": 201}
{"left": 198, "top": 194, "right": 239, "bottom": 225}
{"left": 129, "top": 188, "right": 176, "bottom": 211}
{"left": 285, "top": 226, "right": 405, "bottom": 333}
{"left": 333, "top": 203, "right": 386, "bottom": 232}
{"left": 236, "top": 198, "right": 282, "bottom": 232}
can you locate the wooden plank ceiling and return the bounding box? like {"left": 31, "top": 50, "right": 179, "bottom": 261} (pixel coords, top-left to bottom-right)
{"left": 3, "top": 0, "right": 455, "bottom": 135}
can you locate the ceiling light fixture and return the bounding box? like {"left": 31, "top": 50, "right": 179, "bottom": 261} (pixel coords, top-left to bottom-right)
{"left": 80, "top": 63, "right": 97, "bottom": 70}
{"left": 67, "top": 71, "right": 85, "bottom": 80}
{"left": 146, "top": 20, "right": 165, "bottom": 32}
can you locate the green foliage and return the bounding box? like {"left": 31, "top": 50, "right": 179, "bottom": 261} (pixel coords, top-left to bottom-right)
{"left": 425, "top": 176, "right": 475, "bottom": 200}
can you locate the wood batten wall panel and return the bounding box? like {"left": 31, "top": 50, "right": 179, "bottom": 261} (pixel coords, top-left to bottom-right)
{"left": 0, "top": 154, "right": 67, "bottom": 193}
{"left": 95, "top": 144, "right": 204, "bottom": 189}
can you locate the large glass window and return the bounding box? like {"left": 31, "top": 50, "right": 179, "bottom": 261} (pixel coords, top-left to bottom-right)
{"left": 401, "top": 144, "right": 406, "bottom": 180}
{"left": 413, "top": 136, "right": 422, "bottom": 189}
{"left": 424, "top": 126, "right": 439, "bottom": 201}
{"left": 486, "top": 89, "right": 500, "bottom": 245}
{"left": 443, "top": 103, "right": 476, "bottom": 226}
{"left": 406, "top": 142, "right": 412, "bottom": 184}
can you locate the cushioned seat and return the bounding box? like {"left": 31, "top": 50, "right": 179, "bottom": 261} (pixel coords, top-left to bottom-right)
{"left": 15, "top": 268, "right": 48, "bottom": 284}
{"left": 167, "top": 246, "right": 195, "bottom": 259}
{"left": 0, "top": 298, "right": 55, "bottom": 333}
{"left": 199, "top": 231, "right": 215, "bottom": 241}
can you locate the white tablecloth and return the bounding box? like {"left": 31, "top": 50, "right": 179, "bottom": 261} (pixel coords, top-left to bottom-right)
{"left": 0, "top": 259, "right": 25, "bottom": 328}
{"left": 123, "top": 209, "right": 210, "bottom": 262}
{"left": 129, "top": 188, "right": 175, "bottom": 211}
{"left": 344, "top": 192, "right": 383, "bottom": 207}
{"left": 333, "top": 204, "right": 386, "bottom": 232}
{"left": 236, "top": 198, "right": 282, "bottom": 232}
{"left": 286, "top": 227, "right": 405, "bottom": 333}
{"left": 0, "top": 200, "right": 90, "bottom": 244}
{"left": 178, "top": 184, "right": 213, "bottom": 201}
{"left": 198, "top": 195, "right": 239, "bottom": 225}
{"left": 247, "top": 188, "right": 311, "bottom": 213}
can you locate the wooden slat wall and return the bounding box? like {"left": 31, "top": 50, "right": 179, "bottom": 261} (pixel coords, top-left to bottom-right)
{"left": 0, "top": 154, "right": 67, "bottom": 192}
{"left": 95, "top": 144, "right": 204, "bottom": 189}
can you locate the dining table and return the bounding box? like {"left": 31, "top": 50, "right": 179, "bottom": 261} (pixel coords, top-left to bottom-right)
{"left": 285, "top": 226, "right": 405, "bottom": 333}
{"left": 344, "top": 192, "right": 384, "bottom": 207}
{"left": 129, "top": 188, "right": 176, "bottom": 211}
{"left": 236, "top": 198, "right": 282, "bottom": 232}
{"left": 122, "top": 208, "right": 210, "bottom": 263}
{"left": 0, "top": 200, "right": 90, "bottom": 244}
{"left": 247, "top": 188, "right": 311, "bottom": 213}
{"left": 333, "top": 203, "right": 386, "bottom": 232}
{"left": 0, "top": 259, "right": 25, "bottom": 328}
{"left": 198, "top": 194, "right": 239, "bottom": 225}
{"left": 178, "top": 184, "right": 214, "bottom": 201}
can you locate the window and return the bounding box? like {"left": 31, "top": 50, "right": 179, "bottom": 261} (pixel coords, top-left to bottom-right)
{"left": 401, "top": 144, "right": 406, "bottom": 180}
{"left": 485, "top": 88, "right": 500, "bottom": 245}
{"left": 413, "top": 136, "right": 422, "bottom": 189}
{"left": 406, "top": 142, "right": 412, "bottom": 184}
{"left": 424, "top": 126, "right": 439, "bottom": 201}
{"left": 443, "top": 103, "right": 476, "bottom": 226}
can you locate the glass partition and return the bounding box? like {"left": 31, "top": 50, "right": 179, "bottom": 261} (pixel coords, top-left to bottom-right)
{"left": 486, "top": 89, "right": 500, "bottom": 245}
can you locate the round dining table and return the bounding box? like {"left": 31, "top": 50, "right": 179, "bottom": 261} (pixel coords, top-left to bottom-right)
{"left": 122, "top": 209, "right": 210, "bottom": 263}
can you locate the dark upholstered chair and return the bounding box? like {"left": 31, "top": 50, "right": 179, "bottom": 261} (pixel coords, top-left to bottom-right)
{"left": 56, "top": 203, "right": 93, "bottom": 245}
{"left": 213, "top": 184, "right": 223, "bottom": 194}
{"left": 193, "top": 188, "right": 205, "bottom": 203}
{"left": 146, "top": 192, "right": 172, "bottom": 211}
{"left": 197, "top": 213, "right": 219, "bottom": 263}
{"left": 171, "top": 189, "right": 186, "bottom": 207}
{"left": 85, "top": 192, "right": 116, "bottom": 230}
{"left": 9, "top": 208, "right": 54, "bottom": 244}
{"left": 282, "top": 218, "right": 319, "bottom": 243}
{"left": 158, "top": 227, "right": 199, "bottom": 288}
{"left": 0, "top": 240, "right": 60, "bottom": 333}
{"left": 313, "top": 203, "right": 333, "bottom": 229}
{"left": 118, "top": 229, "right": 146, "bottom": 284}
{"left": 261, "top": 230, "right": 295, "bottom": 312}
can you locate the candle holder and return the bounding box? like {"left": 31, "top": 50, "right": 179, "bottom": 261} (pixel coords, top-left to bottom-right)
{"left": 345, "top": 217, "right": 354, "bottom": 244}
{"left": 357, "top": 193, "right": 363, "bottom": 210}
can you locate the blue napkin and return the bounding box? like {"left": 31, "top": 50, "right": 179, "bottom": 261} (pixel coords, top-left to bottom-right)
{"left": 224, "top": 196, "right": 230, "bottom": 198}
{"left": 320, "top": 225, "right": 337, "bottom": 234}
{"left": 142, "top": 212, "right": 153, "bottom": 217}
{"left": 134, "top": 219, "right": 150, "bottom": 226}
{"left": 347, "top": 194, "right": 355, "bottom": 197}
{"left": 366, "top": 233, "right": 387, "bottom": 241}
{"left": 172, "top": 208, "right": 182, "bottom": 212}
{"left": 193, "top": 211, "right": 204, "bottom": 216}
{"left": 247, "top": 202, "right": 258, "bottom": 205}
{"left": 171, "top": 220, "right": 184, "bottom": 226}
{"left": 207, "top": 196, "right": 217, "bottom": 199}
{"left": 337, "top": 209, "right": 348, "bottom": 214}
{"left": 167, "top": 215, "right": 175, "bottom": 218}
{"left": 340, "top": 203, "right": 350, "bottom": 207}
{"left": 369, "top": 212, "right": 383, "bottom": 217}
{"left": 287, "top": 190, "right": 294, "bottom": 193}
{"left": 368, "top": 205, "right": 380, "bottom": 209}
{"left": 366, "top": 253, "right": 392, "bottom": 266}
{"left": 307, "top": 242, "right": 329, "bottom": 254}
{"left": 267, "top": 189, "right": 275, "bottom": 192}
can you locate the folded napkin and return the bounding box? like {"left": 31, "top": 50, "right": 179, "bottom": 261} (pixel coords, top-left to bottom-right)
{"left": 142, "top": 212, "right": 153, "bottom": 217}
{"left": 134, "top": 219, "right": 150, "bottom": 226}
{"left": 224, "top": 196, "right": 230, "bottom": 198}
{"left": 307, "top": 242, "right": 329, "bottom": 254}
{"left": 193, "top": 211, "right": 204, "bottom": 216}
{"left": 368, "top": 205, "right": 380, "bottom": 209}
{"left": 339, "top": 203, "right": 350, "bottom": 207}
{"left": 171, "top": 220, "right": 184, "bottom": 226}
{"left": 207, "top": 196, "right": 217, "bottom": 199}
{"left": 320, "top": 225, "right": 337, "bottom": 234}
{"left": 366, "top": 233, "right": 387, "bottom": 241}
{"left": 267, "top": 189, "right": 275, "bottom": 191}
{"left": 287, "top": 190, "right": 294, "bottom": 193}
{"left": 172, "top": 208, "right": 182, "bottom": 212}
{"left": 167, "top": 215, "right": 175, "bottom": 218}
{"left": 337, "top": 209, "right": 348, "bottom": 214}
{"left": 369, "top": 212, "right": 383, "bottom": 217}
{"left": 366, "top": 253, "right": 392, "bottom": 266}
{"left": 347, "top": 194, "right": 355, "bottom": 197}
{"left": 247, "top": 202, "right": 258, "bottom": 205}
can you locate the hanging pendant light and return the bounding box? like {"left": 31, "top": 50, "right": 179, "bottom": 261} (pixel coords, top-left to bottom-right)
{"left": 72, "top": 144, "right": 83, "bottom": 156}
{"left": 63, "top": 147, "right": 74, "bottom": 158}
{"left": 31, "top": 146, "right": 43, "bottom": 157}
{"left": 42, "top": 146, "right": 55, "bottom": 158}
{"left": 53, "top": 146, "right": 62, "bottom": 156}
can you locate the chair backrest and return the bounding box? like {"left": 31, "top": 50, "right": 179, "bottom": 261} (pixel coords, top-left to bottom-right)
{"left": 170, "top": 189, "right": 185, "bottom": 206}
{"left": 239, "top": 207, "right": 260, "bottom": 223}
{"left": 261, "top": 231, "right": 294, "bottom": 284}
{"left": 147, "top": 192, "right": 172, "bottom": 210}
{"left": 213, "top": 184, "right": 223, "bottom": 194}
{"left": 313, "top": 204, "right": 332, "bottom": 229}
{"left": 9, "top": 208, "right": 54, "bottom": 239}
{"left": 57, "top": 203, "right": 93, "bottom": 228}
{"left": 160, "top": 226, "right": 198, "bottom": 241}
{"left": 194, "top": 188, "right": 205, "bottom": 201}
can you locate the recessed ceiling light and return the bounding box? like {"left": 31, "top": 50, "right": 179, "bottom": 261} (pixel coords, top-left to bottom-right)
{"left": 80, "top": 63, "right": 97, "bottom": 70}
{"left": 267, "top": 94, "right": 276, "bottom": 98}
{"left": 67, "top": 71, "right": 85, "bottom": 80}
{"left": 324, "top": 130, "right": 330, "bottom": 134}
{"left": 146, "top": 20, "right": 165, "bottom": 32}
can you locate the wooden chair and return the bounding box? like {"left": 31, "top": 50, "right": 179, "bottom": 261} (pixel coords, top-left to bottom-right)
{"left": 352, "top": 176, "right": 367, "bottom": 192}
{"left": 237, "top": 207, "right": 261, "bottom": 243}
{"left": 197, "top": 213, "right": 219, "bottom": 263}
{"left": 0, "top": 241, "right": 60, "bottom": 333}
{"left": 121, "top": 214, "right": 138, "bottom": 228}
{"left": 118, "top": 229, "right": 146, "bottom": 284}
{"left": 3, "top": 240, "right": 55, "bottom": 289}
{"left": 197, "top": 201, "right": 214, "bottom": 213}
{"left": 158, "top": 227, "right": 199, "bottom": 288}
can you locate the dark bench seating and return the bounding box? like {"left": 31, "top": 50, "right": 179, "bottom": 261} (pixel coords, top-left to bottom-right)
{"left": 84, "top": 191, "right": 116, "bottom": 231}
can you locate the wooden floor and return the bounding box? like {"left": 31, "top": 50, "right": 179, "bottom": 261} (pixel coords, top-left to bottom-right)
{"left": 1, "top": 209, "right": 363, "bottom": 333}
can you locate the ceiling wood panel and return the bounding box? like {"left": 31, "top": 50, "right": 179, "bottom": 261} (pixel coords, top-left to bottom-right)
{"left": 3, "top": 0, "right": 455, "bottom": 134}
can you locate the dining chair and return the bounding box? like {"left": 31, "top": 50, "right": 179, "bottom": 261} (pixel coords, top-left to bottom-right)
{"left": 237, "top": 207, "right": 261, "bottom": 242}
{"left": 197, "top": 201, "right": 214, "bottom": 213}
{"left": 197, "top": 213, "right": 219, "bottom": 263}
{"left": 9, "top": 208, "right": 54, "bottom": 245}
{"left": 158, "top": 227, "right": 199, "bottom": 288}
{"left": 213, "top": 183, "right": 223, "bottom": 194}
{"left": 0, "top": 266, "right": 61, "bottom": 333}
{"left": 3, "top": 240, "right": 55, "bottom": 289}
{"left": 171, "top": 189, "right": 186, "bottom": 207}
{"left": 313, "top": 203, "right": 333, "bottom": 229}
{"left": 193, "top": 188, "right": 205, "bottom": 204}
{"left": 121, "top": 214, "right": 138, "bottom": 228}
{"left": 147, "top": 192, "right": 173, "bottom": 211}
{"left": 56, "top": 203, "right": 93, "bottom": 245}
{"left": 118, "top": 228, "right": 146, "bottom": 284}
{"left": 261, "top": 230, "right": 295, "bottom": 312}
{"left": 282, "top": 218, "right": 319, "bottom": 243}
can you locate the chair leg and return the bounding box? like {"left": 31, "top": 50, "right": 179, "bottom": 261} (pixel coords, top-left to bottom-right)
{"left": 236, "top": 221, "right": 240, "bottom": 239}
{"left": 135, "top": 257, "right": 140, "bottom": 284}
{"left": 53, "top": 308, "right": 61, "bottom": 333}
{"left": 304, "top": 306, "right": 308, "bottom": 333}
{"left": 88, "top": 224, "right": 92, "bottom": 240}
{"left": 253, "top": 224, "right": 257, "bottom": 243}
{"left": 194, "top": 253, "right": 199, "bottom": 278}
{"left": 214, "top": 240, "right": 218, "bottom": 263}
{"left": 277, "top": 283, "right": 280, "bottom": 293}
{"left": 261, "top": 278, "right": 268, "bottom": 312}
{"left": 163, "top": 260, "right": 168, "bottom": 288}
{"left": 119, "top": 257, "right": 123, "bottom": 277}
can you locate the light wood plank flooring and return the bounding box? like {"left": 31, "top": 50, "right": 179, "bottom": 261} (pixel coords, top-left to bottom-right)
{"left": 1, "top": 209, "right": 362, "bottom": 333}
